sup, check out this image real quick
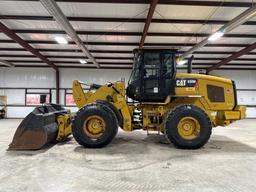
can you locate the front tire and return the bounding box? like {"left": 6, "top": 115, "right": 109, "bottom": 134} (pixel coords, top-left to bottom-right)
{"left": 95, "top": 100, "right": 123, "bottom": 127}
{"left": 72, "top": 103, "right": 118, "bottom": 148}
{"left": 165, "top": 105, "right": 212, "bottom": 149}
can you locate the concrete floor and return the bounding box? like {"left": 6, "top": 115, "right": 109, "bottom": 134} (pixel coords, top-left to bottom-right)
{"left": 0, "top": 119, "right": 256, "bottom": 192}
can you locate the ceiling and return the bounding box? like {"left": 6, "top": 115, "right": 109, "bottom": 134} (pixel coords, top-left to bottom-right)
{"left": 0, "top": 0, "right": 256, "bottom": 70}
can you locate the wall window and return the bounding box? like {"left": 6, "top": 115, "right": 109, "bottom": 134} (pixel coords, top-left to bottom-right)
{"left": 25, "top": 89, "right": 52, "bottom": 106}
{"left": 65, "top": 94, "right": 76, "bottom": 106}
{"left": 26, "top": 94, "right": 50, "bottom": 105}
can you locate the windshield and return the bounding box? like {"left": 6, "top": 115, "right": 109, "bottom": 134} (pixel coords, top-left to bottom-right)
{"left": 129, "top": 51, "right": 175, "bottom": 84}
{"left": 162, "top": 53, "right": 174, "bottom": 78}
{"left": 128, "top": 52, "right": 142, "bottom": 84}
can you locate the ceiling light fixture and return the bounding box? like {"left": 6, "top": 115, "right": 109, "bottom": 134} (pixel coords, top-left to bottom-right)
{"left": 79, "top": 59, "right": 87, "bottom": 64}
{"left": 208, "top": 31, "right": 224, "bottom": 41}
{"left": 54, "top": 36, "right": 68, "bottom": 44}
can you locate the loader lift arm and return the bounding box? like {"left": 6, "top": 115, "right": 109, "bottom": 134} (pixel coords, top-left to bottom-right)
{"left": 72, "top": 80, "right": 132, "bottom": 131}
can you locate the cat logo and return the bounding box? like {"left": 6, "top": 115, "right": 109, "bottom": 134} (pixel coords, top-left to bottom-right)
{"left": 176, "top": 78, "right": 197, "bottom": 87}
{"left": 176, "top": 79, "right": 187, "bottom": 87}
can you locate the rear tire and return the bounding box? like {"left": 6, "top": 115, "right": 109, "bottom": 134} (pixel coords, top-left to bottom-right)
{"left": 72, "top": 103, "right": 118, "bottom": 148}
{"left": 165, "top": 105, "right": 212, "bottom": 149}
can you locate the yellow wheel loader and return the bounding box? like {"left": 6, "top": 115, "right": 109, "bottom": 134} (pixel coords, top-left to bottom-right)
{"left": 9, "top": 48, "right": 246, "bottom": 150}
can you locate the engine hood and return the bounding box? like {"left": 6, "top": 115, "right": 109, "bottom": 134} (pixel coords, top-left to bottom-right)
{"left": 176, "top": 73, "right": 232, "bottom": 84}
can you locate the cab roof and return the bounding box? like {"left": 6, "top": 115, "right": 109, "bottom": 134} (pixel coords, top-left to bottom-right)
{"left": 133, "top": 48, "right": 178, "bottom": 54}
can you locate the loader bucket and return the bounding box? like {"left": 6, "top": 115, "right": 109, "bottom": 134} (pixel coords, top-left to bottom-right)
{"left": 8, "top": 104, "right": 67, "bottom": 150}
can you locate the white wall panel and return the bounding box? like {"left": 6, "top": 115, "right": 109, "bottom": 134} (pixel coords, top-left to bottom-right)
{"left": 4, "top": 90, "right": 25, "bottom": 105}
{"left": 237, "top": 91, "right": 256, "bottom": 106}
{"left": 1, "top": 67, "right": 255, "bottom": 118}
{"left": 51, "top": 89, "right": 56, "bottom": 104}
{"left": 211, "top": 70, "right": 256, "bottom": 118}
{"left": 0, "top": 68, "right": 55, "bottom": 88}
{"left": 0, "top": 67, "right": 55, "bottom": 118}
{"left": 1, "top": 68, "right": 131, "bottom": 118}
{"left": 60, "top": 90, "right": 65, "bottom": 106}
{"left": 246, "top": 107, "right": 256, "bottom": 118}
{"left": 7, "top": 107, "right": 35, "bottom": 118}
{"left": 210, "top": 70, "right": 256, "bottom": 89}
{"left": 60, "top": 68, "right": 132, "bottom": 88}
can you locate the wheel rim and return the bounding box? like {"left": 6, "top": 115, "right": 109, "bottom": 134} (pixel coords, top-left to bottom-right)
{"left": 177, "top": 117, "right": 200, "bottom": 140}
{"left": 83, "top": 115, "right": 106, "bottom": 139}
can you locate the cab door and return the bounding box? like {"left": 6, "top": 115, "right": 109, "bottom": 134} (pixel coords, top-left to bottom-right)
{"left": 142, "top": 51, "right": 175, "bottom": 102}
{"left": 161, "top": 52, "right": 176, "bottom": 97}
{"left": 142, "top": 52, "right": 162, "bottom": 101}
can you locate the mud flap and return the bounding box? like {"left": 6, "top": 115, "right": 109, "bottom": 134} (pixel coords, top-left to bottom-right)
{"left": 8, "top": 104, "right": 68, "bottom": 150}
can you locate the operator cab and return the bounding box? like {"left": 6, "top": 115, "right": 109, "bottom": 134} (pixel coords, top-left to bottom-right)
{"left": 126, "top": 48, "right": 177, "bottom": 102}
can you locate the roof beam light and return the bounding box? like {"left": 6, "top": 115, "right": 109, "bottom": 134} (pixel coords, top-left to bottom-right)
{"left": 79, "top": 59, "right": 87, "bottom": 64}
{"left": 54, "top": 36, "right": 68, "bottom": 44}
{"left": 208, "top": 31, "right": 224, "bottom": 41}
{"left": 177, "top": 60, "right": 187, "bottom": 65}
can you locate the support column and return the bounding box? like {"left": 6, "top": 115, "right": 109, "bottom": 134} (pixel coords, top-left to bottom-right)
{"left": 56, "top": 69, "right": 60, "bottom": 104}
